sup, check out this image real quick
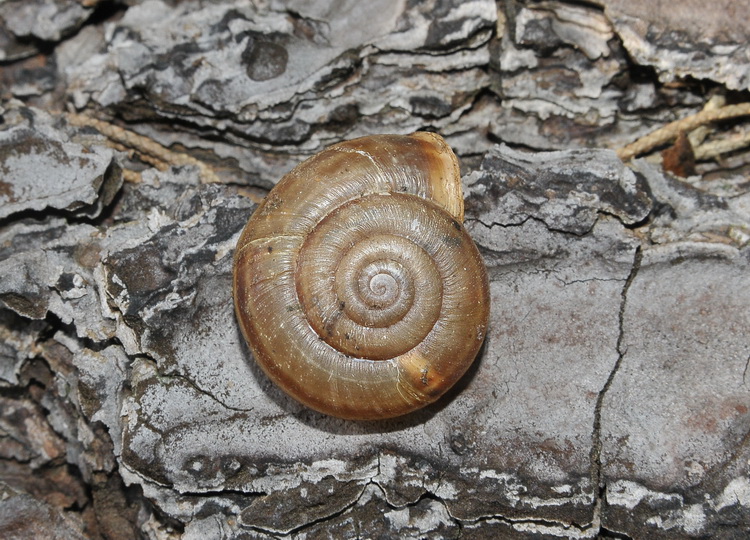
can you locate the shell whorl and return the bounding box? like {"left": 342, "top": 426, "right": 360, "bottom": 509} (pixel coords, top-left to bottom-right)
{"left": 233, "top": 132, "right": 490, "bottom": 420}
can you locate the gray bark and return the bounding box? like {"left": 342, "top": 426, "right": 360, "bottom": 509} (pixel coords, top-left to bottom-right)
{"left": 1, "top": 1, "right": 749, "bottom": 538}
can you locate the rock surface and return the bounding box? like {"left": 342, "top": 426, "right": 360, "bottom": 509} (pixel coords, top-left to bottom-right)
{"left": 598, "top": 0, "right": 750, "bottom": 91}
{"left": 1, "top": 0, "right": 750, "bottom": 538}
{"left": 0, "top": 106, "right": 120, "bottom": 220}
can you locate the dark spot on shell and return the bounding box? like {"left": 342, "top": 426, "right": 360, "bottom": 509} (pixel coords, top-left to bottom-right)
{"left": 443, "top": 235, "right": 462, "bottom": 248}
{"left": 260, "top": 193, "right": 282, "bottom": 214}
{"left": 421, "top": 367, "right": 429, "bottom": 386}
{"left": 339, "top": 301, "right": 345, "bottom": 310}
{"left": 267, "top": 246, "right": 273, "bottom": 253}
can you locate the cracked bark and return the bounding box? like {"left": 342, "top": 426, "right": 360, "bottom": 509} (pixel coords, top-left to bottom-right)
{"left": 1, "top": 0, "right": 750, "bottom": 539}
{"left": 590, "top": 246, "right": 642, "bottom": 532}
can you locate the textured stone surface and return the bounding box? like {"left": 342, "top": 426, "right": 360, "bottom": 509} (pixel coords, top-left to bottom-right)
{"left": 0, "top": 483, "right": 88, "bottom": 540}
{"left": 0, "top": 0, "right": 97, "bottom": 62}
{"left": 490, "top": 2, "right": 625, "bottom": 148}
{"left": 0, "top": 106, "right": 120, "bottom": 220}
{"left": 601, "top": 247, "right": 750, "bottom": 537}
{"left": 55, "top": 0, "right": 742, "bottom": 186}
{"left": 598, "top": 0, "right": 750, "bottom": 91}
{"left": 4, "top": 107, "right": 749, "bottom": 535}
{"left": 2, "top": 0, "right": 750, "bottom": 538}
{"left": 59, "top": 0, "right": 497, "bottom": 186}
{"left": 464, "top": 145, "right": 652, "bottom": 234}
{"left": 0, "top": 0, "right": 93, "bottom": 42}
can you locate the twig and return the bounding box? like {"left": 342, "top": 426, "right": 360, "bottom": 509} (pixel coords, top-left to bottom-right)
{"left": 121, "top": 169, "right": 144, "bottom": 184}
{"left": 687, "top": 95, "right": 725, "bottom": 148}
{"left": 694, "top": 128, "right": 750, "bottom": 161}
{"left": 617, "top": 102, "right": 750, "bottom": 161}
{"left": 65, "top": 112, "right": 221, "bottom": 184}
{"left": 108, "top": 140, "right": 170, "bottom": 172}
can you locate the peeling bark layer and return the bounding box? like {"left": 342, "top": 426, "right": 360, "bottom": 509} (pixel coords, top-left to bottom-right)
{"left": 1, "top": 0, "right": 749, "bottom": 538}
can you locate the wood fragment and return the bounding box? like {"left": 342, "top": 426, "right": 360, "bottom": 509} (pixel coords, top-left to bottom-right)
{"left": 661, "top": 131, "right": 696, "bottom": 177}
{"left": 617, "top": 103, "right": 750, "bottom": 161}
{"left": 65, "top": 112, "right": 221, "bottom": 184}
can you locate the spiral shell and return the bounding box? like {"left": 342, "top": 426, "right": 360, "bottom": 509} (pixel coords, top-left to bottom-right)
{"left": 233, "top": 132, "right": 490, "bottom": 420}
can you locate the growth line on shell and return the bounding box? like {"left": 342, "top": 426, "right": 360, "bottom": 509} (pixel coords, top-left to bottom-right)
{"left": 232, "top": 133, "right": 490, "bottom": 419}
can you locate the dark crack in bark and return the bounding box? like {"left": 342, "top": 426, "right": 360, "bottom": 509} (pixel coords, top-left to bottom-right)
{"left": 590, "top": 245, "right": 643, "bottom": 534}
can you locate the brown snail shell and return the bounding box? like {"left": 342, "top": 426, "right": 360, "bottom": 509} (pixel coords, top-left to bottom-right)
{"left": 233, "top": 132, "right": 490, "bottom": 420}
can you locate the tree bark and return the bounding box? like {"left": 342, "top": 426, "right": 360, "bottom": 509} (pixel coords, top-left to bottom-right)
{"left": 1, "top": 1, "right": 749, "bottom": 538}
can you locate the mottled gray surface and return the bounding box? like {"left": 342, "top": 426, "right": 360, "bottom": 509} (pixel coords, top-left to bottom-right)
{"left": 2, "top": 107, "right": 749, "bottom": 537}
{"left": 598, "top": 0, "right": 750, "bottom": 91}
{"left": 602, "top": 247, "right": 750, "bottom": 537}
{"left": 490, "top": 2, "right": 627, "bottom": 149}
{"left": 0, "top": 0, "right": 92, "bottom": 42}
{"left": 2, "top": 0, "right": 750, "bottom": 538}
{"left": 54, "top": 0, "right": 748, "bottom": 186}
{"left": 59, "top": 0, "right": 498, "bottom": 186}
{"left": 0, "top": 106, "right": 120, "bottom": 220}
{"left": 0, "top": 483, "right": 87, "bottom": 540}
{"left": 0, "top": 0, "right": 94, "bottom": 60}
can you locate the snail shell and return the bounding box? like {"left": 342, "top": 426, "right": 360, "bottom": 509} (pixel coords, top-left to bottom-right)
{"left": 233, "top": 132, "right": 490, "bottom": 420}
